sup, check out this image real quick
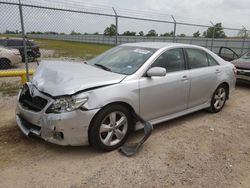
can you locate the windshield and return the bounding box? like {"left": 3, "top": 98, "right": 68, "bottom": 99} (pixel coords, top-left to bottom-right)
{"left": 88, "top": 46, "right": 157, "bottom": 75}
{"left": 240, "top": 51, "right": 250, "bottom": 60}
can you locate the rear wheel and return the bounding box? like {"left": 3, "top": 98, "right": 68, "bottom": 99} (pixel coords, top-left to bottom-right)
{"left": 0, "top": 58, "right": 11, "bottom": 69}
{"left": 209, "top": 84, "right": 228, "bottom": 113}
{"left": 89, "top": 105, "right": 132, "bottom": 151}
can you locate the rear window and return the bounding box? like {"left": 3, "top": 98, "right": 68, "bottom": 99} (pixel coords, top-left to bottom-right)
{"left": 27, "top": 41, "right": 36, "bottom": 46}
{"left": 207, "top": 54, "right": 219, "bottom": 66}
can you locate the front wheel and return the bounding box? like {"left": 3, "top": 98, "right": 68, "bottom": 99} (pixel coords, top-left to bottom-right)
{"left": 209, "top": 84, "right": 228, "bottom": 113}
{"left": 89, "top": 105, "right": 132, "bottom": 151}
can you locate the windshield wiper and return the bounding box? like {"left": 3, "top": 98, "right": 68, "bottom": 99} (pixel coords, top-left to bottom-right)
{"left": 94, "top": 64, "right": 111, "bottom": 71}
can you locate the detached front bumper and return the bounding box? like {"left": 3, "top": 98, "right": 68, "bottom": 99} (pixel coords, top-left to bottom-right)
{"left": 16, "top": 83, "right": 99, "bottom": 146}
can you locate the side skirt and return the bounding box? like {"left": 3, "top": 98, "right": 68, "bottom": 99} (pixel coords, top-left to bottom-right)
{"left": 135, "top": 102, "right": 210, "bottom": 131}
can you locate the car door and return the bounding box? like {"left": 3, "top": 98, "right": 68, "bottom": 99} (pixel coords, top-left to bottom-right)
{"left": 185, "top": 48, "right": 220, "bottom": 108}
{"left": 139, "top": 48, "right": 190, "bottom": 121}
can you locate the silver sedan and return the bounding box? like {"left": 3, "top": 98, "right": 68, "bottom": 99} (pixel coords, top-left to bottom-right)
{"left": 16, "top": 42, "right": 236, "bottom": 151}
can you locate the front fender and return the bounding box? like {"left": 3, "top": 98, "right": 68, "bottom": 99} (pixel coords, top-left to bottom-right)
{"left": 82, "top": 79, "right": 140, "bottom": 114}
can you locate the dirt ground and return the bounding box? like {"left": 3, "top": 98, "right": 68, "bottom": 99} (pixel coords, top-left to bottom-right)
{"left": 0, "top": 83, "right": 249, "bottom": 188}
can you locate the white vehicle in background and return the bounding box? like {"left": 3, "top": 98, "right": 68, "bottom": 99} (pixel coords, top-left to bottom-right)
{"left": 0, "top": 46, "right": 22, "bottom": 69}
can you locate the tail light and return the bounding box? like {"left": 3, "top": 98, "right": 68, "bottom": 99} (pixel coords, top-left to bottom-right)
{"left": 233, "top": 66, "right": 237, "bottom": 76}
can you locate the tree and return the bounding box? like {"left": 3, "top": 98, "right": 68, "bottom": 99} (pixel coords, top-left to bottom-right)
{"left": 70, "top": 30, "right": 81, "bottom": 35}
{"left": 123, "top": 31, "right": 136, "bottom": 36}
{"left": 178, "top": 34, "right": 186, "bottom": 37}
{"left": 146, "top": 29, "right": 158, "bottom": 37}
{"left": 139, "top": 31, "right": 144, "bottom": 36}
{"left": 104, "top": 24, "right": 116, "bottom": 36}
{"left": 93, "top": 32, "right": 99, "bottom": 35}
{"left": 161, "top": 31, "right": 174, "bottom": 37}
{"left": 237, "top": 26, "right": 249, "bottom": 38}
{"left": 4, "top": 30, "right": 16, "bottom": 34}
{"left": 193, "top": 31, "right": 200, "bottom": 38}
{"left": 203, "top": 23, "right": 226, "bottom": 38}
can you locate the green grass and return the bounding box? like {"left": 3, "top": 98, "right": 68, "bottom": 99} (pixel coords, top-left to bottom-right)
{"left": 33, "top": 38, "right": 113, "bottom": 59}
{"left": 1, "top": 35, "right": 113, "bottom": 59}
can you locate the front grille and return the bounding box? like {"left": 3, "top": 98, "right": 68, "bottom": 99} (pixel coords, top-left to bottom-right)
{"left": 19, "top": 85, "right": 48, "bottom": 112}
{"left": 19, "top": 115, "right": 41, "bottom": 132}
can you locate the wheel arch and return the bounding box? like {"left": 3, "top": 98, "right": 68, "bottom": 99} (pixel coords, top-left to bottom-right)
{"left": 0, "top": 57, "right": 11, "bottom": 69}
{"left": 219, "top": 82, "right": 230, "bottom": 100}
{"left": 88, "top": 101, "right": 137, "bottom": 146}
{"left": 0, "top": 57, "right": 11, "bottom": 62}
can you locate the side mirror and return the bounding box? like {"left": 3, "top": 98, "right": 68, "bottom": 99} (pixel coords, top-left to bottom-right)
{"left": 146, "top": 67, "right": 166, "bottom": 77}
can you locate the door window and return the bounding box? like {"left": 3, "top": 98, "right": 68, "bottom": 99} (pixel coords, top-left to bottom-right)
{"left": 186, "top": 48, "right": 209, "bottom": 69}
{"left": 152, "top": 48, "right": 185, "bottom": 73}
{"left": 207, "top": 54, "right": 219, "bottom": 66}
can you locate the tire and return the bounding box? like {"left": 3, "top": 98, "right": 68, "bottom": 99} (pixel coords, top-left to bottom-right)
{"left": 89, "top": 104, "right": 132, "bottom": 151}
{"left": 209, "top": 84, "right": 228, "bottom": 113}
{"left": 0, "top": 58, "right": 11, "bottom": 70}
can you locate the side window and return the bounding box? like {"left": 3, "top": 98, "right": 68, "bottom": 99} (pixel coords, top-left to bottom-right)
{"left": 152, "top": 48, "right": 185, "bottom": 73}
{"left": 0, "top": 40, "right": 7, "bottom": 46}
{"left": 7, "top": 40, "right": 17, "bottom": 47}
{"left": 7, "top": 40, "right": 23, "bottom": 47}
{"left": 207, "top": 54, "right": 219, "bottom": 66}
{"left": 186, "top": 48, "right": 208, "bottom": 69}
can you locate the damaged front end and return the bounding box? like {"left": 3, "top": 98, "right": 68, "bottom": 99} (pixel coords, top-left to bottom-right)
{"left": 16, "top": 83, "right": 98, "bottom": 146}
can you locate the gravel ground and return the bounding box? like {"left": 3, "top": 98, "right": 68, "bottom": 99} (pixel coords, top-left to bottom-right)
{"left": 0, "top": 83, "right": 249, "bottom": 188}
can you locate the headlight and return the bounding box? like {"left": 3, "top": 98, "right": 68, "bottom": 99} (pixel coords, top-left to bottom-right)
{"left": 48, "top": 96, "right": 88, "bottom": 113}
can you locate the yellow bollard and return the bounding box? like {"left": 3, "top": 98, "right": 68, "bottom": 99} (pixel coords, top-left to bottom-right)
{"left": 0, "top": 69, "right": 35, "bottom": 84}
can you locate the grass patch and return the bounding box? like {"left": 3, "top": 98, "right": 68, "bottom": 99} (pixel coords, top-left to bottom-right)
{"left": 1, "top": 35, "right": 113, "bottom": 59}
{"left": 0, "top": 81, "right": 21, "bottom": 97}
{"left": 34, "top": 39, "right": 113, "bottom": 59}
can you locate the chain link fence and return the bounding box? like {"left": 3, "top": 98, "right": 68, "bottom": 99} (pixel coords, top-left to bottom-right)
{"left": 0, "top": 0, "right": 250, "bottom": 97}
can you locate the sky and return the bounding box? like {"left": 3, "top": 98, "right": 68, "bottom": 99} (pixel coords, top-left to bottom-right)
{"left": 0, "top": 0, "right": 249, "bottom": 36}
{"left": 91, "top": 0, "right": 250, "bottom": 28}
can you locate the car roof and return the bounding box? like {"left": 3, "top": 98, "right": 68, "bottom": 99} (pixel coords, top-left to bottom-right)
{"left": 121, "top": 42, "right": 205, "bottom": 50}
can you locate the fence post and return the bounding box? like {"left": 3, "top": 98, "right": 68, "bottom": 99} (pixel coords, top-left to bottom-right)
{"left": 112, "top": 7, "right": 118, "bottom": 45}
{"left": 210, "top": 21, "right": 215, "bottom": 51}
{"left": 18, "top": 0, "right": 29, "bottom": 82}
{"left": 240, "top": 28, "right": 247, "bottom": 55}
{"left": 171, "top": 15, "right": 176, "bottom": 43}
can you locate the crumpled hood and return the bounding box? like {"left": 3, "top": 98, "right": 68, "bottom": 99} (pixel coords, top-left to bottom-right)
{"left": 32, "top": 61, "right": 126, "bottom": 96}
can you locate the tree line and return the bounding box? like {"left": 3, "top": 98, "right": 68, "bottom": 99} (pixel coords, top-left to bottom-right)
{"left": 1, "top": 23, "right": 248, "bottom": 38}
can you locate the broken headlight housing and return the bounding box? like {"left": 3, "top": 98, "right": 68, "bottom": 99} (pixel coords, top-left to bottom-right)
{"left": 47, "top": 96, "right": 88, "bottom": 113}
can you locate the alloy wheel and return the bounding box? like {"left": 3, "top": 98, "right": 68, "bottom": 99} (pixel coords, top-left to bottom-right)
{"left": 213, "top": 87, "right": 226, "bottom": 110}
{"left": 99, "top": 111, "right": 128, "bottom": 146}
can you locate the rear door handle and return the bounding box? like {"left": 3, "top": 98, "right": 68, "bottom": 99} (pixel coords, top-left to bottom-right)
{"left": 215, "top": 69, "right": 221, "bottom": 73}
{"left": 181, "top": 75, "right": 189, "bottom": 81}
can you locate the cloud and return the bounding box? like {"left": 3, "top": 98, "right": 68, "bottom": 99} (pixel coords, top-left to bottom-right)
{"left": 142, "top": 0, "right": 250, "bottom": 28}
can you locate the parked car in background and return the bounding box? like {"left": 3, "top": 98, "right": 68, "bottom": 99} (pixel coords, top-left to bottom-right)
{"left": 16, "top": 43, "right": 236, "bottom": 151}
{"left": 0, "top": 46, "right": 22, "bottom": 69}
{"left": 219, "top": 47, "right": 250, "bottom": 83}
{"left": 0, "top": 38, "right": 41, "bottom": 62}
